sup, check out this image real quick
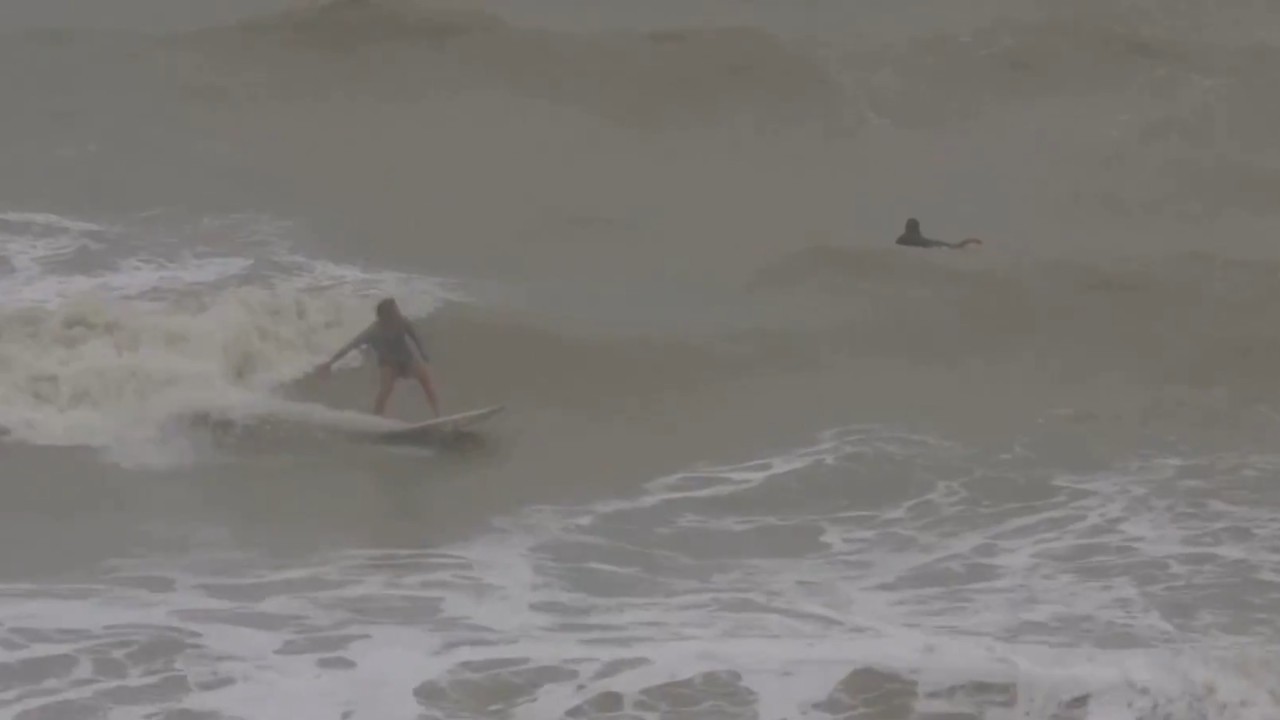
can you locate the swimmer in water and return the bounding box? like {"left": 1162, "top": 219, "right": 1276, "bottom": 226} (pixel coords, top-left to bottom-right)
{"left": 317, "top": 297, "right": 442, "bottom": 418}
{"left": 895, "top": 218, "right": 982, "bottom": 249}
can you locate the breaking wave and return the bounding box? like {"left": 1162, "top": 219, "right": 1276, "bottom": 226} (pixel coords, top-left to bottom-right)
{"left": 0, "top": 211, "right": 457, "bottom": 466}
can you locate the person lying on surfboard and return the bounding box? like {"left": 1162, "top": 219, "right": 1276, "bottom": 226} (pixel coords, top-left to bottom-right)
{"left": 895, "top": 218, "right": 982, "bottom": 249}
{"left": 317, "top": 297, "right": 442, "bottom": 418}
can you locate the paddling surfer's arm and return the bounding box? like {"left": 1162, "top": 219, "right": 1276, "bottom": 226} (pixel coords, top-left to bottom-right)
{"left": 897, "top": 236, "right": 952, "bottom": 248}
{"left": 897, "top": 237, "right": 980, "bottom": 249}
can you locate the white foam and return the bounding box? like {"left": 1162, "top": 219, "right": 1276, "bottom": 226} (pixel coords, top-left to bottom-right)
{"left": 0, "top": 210, "right": 457, "bottom": 466}
{"left": 5, "top": 425, "right": 1278, "bottom": 718}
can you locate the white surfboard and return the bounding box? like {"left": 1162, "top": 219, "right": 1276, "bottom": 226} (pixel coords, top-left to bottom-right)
{"left": 364, "top": 404, "right": 505, "bottom": 442}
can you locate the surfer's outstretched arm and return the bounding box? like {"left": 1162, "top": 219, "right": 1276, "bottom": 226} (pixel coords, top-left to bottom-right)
{"left": 324, "top": 323, "right": 373, "bottom": 368}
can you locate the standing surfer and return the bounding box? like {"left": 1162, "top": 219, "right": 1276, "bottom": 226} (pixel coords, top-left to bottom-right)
{"left": 895, "top": 218, "right": 982, "bottom": 249}
{"left": 317, "top": 297, "right": 442, "bottom": 418}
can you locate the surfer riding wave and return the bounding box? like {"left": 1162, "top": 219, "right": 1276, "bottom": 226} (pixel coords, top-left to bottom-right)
{"left": 895, "top": 218, "right": 982, "bottom": 250}
{"left": 317, "top": 297, "right": 442, "bottom": 418}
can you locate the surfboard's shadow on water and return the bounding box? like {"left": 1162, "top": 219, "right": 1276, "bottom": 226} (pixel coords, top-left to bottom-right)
{"left": 365, "top": 427, "right": 497, "bottom": 455}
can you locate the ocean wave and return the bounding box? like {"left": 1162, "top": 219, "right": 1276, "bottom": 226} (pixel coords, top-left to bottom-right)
{"left": 172, "top": 0, "right": 847, "bottom": 126}
{"left": 0, "top": 211, "right": 455, "bottom": 466}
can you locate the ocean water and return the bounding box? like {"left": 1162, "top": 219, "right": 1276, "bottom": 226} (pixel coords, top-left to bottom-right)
{"left": 2, "top": 1, "right": 1280, "bottom": 718}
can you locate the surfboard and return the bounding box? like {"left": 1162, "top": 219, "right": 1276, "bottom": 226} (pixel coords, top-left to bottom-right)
{"left": 364, "top": 404, "right": 505, "bottom": 442}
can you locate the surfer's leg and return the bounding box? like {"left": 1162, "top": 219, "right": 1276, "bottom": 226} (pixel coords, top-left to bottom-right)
{"left": 373, "top": 364, "right": 398, "bottom": 416}
{"left": 410, "top": 361, "right": 441, "bottom": 418}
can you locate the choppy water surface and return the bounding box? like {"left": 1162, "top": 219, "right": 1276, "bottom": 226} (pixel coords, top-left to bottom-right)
{"left": 3, "top": 1, "right": 1280, "bottom": 718}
